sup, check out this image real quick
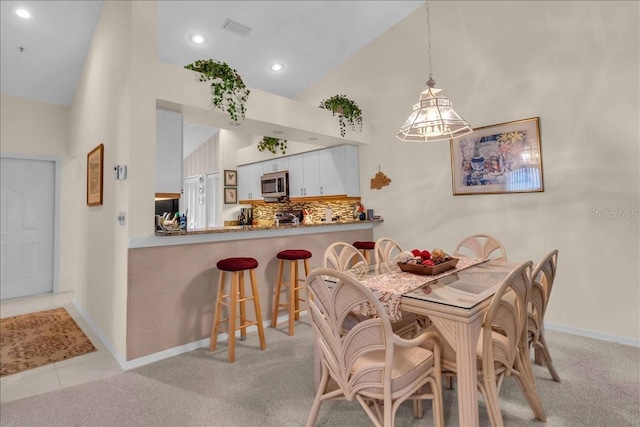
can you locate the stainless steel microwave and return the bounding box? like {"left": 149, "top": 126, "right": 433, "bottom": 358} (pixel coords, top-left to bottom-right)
{"left": 261, "top": 171, "right": 289, "bottom": 198}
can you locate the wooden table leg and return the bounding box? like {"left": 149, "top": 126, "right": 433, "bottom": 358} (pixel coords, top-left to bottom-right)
{"left": 453, "top": 318, "right": 483, "bottom": 427}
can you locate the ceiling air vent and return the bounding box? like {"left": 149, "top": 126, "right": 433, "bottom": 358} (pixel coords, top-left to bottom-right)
{"left": 222, "top": 19, "right": 252, "bottom": 37}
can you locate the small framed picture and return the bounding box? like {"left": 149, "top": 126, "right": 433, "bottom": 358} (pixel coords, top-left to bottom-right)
{"left": 87, "top": 143, "right": 104, "bottom": 206}
{"left": 224, "top": 187, "right": 238, "bottom": 204}
{"left": 224, "top": 170, "right": 237, "bottom": 186}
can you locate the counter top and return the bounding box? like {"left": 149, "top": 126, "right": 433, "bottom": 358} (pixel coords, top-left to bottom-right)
{"left": 130, "top": 219, "right": 383, "bottom": 248}
{"left": 155, "top": 219, "right": 381, "bottom": 236}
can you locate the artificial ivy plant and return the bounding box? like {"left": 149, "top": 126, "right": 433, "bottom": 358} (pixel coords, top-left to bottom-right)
{"left": 319, "top": 95, "right": 363, "bottom": 137}
{"left": 258, "top": 136, "right": 287, "bottom": 155}
{"left": 184, "top": 59, "right": 250, "bottom": 123}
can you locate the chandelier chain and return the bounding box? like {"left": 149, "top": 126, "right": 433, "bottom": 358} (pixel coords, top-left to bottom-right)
{"left": 426, "top": 1, "right": 432, "bottom": 80}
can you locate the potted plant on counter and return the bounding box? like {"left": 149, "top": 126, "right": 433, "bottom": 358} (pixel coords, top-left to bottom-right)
{"left": 319, "top": 94, "right": 363, "bottom": 137}
{"left": 184, "top": 59, "right": 250, "bottom": 123}
{"left": 258, "top": 136, "right": 287, "bottom": 155}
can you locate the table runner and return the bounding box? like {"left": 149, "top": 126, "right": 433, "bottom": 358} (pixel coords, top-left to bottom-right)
{"left": 355, "top": 256, "right": 486, "bottom": 322}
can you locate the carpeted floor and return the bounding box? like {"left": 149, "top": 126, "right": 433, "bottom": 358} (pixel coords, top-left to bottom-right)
{"left": 0, "top": 319, "right": 638, "bottom": 426}
{"left": 0, "top": 308, "right": 96, "bottom": 377}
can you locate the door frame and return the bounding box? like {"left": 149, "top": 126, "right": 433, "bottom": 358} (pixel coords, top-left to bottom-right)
{"left": 1, "top": 152, "right": 61, "bottom": 294}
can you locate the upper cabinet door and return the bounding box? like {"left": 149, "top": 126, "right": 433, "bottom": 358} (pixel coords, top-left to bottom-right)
{"left": 318, "top": 145, "right": 347, "bottom": 196}
{"left": 156, "top": 109, "right": 183, "bottom": 195}
{"left": 289, "top": 151, "right": 320, "bottom": 197}
{"left": 287, "top": 154, "right": 305, "bottom": 197}
{"left": 345, "top": 145, "right": 360, "bottom": 197}
{"left": 262, "top": 157, "right": 289, "bottom": 174}
{"left": 238, "top": 162, "right": 263, "bottom": 201}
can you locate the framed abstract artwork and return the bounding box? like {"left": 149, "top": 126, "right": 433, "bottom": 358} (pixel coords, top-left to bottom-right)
{"left": 450, "top": 117, "right": 543, "bottom": 195}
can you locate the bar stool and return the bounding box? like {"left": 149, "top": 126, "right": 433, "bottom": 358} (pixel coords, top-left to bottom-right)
{"left": 211, "top": 257, "right": 266, "bottom": 363}
{"left": 353, "top": 241, "right": 375, "bottom": 263}
{"left": 271, "top": 249, "right": 312, "bottom": 336}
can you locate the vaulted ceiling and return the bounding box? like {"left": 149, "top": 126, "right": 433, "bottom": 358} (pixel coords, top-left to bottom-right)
{"left": 1, "top": 1, "right": 422, "bottom": 154}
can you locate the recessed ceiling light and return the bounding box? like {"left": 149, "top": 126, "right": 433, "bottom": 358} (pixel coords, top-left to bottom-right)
{"left": 273, "top": 130, "right": 284, "bottom": 135}
{"left": 270, "top": 63, "right": 284, "bottom": 72}
{"left": 16, "top": 9, "right": 31, "bottom": 19}
{"left": 190, "top": 34, "right": 206, "bottom": 44}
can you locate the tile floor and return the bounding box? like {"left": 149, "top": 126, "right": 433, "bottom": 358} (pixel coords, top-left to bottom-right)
{"left": 0, "top": 292, "right": 123, "bottom": 403}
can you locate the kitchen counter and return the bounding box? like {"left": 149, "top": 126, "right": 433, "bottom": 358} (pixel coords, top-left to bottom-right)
{"left": 131, "top": 219, "right": 383, "bottom": 248}
{"left": 127, "top": 218, "right": 382, "bottom": 361}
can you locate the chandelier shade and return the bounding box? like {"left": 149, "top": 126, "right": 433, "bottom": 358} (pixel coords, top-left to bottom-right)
{"left": 396, "top": 2, "right": 472, "bottom": 142}
{"left": 396, "top": 80, "right": 472, "bottom": 142}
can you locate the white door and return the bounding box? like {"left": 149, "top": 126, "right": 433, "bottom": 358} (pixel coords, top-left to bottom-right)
{"left": 1, "top": 157, "right": 55, "bottom": 300}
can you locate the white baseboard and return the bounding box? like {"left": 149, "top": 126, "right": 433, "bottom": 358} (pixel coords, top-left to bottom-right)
{"left": 545, "top": 322, "right": 639, "bottom": 348}
{"left": 74, "top": 300, "right": 305, "bottom": 370}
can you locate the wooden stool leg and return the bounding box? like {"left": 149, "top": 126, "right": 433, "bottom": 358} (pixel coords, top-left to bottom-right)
{"left": 293, "top": 260, "right": 301, "bottom": 321}
{"left": 250, "top": 269, "right": 267, "bottom": 350}
{"left": 271, "top": 259, "right": 284, "bottom": 328}
{"left": 210, "top": 271, "right": 226, "bottom": 351}
{"left": 288, "top": 260, "right": 297, "bottom": 335}
{"left": 239, "top": 271, "right": 247, "bottom": 341}
{"left": 228, "top": 272, "right": 238, "bottom": 363}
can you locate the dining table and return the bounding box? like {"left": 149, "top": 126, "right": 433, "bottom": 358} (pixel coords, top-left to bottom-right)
{"left": 339, "top": 256, "right": 524, "bottom": 427}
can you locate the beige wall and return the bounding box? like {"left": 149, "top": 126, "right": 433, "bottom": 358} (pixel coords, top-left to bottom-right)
{"left": 297, "top": 1, "right": 640, "bottom": 342}
{"left": 183, "top": 133, "right": 219, "bottom": 178}
{"left": 66, "top": 0, "right": 157, "bottom": 357}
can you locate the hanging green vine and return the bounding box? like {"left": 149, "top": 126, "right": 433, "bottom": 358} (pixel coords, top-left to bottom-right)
{"left": 258, "top": 136, "right": 287, "bottom": 155}
{"left": 319, "top": 95, "right": 363, "bottom": 137}
{"left": 184, "top": 59, "right": 250, "bottom": 122}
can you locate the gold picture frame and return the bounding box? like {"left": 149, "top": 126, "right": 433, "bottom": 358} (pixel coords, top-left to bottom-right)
{"left": 224, "top": 187, "right": 238, "bottom": 204}
{"left": 450, "top": 117, "right": 544, "bottom": 195}
{"left": 224, "top": 169, "right": 237, "bottom": 186}
{"left": 87, "top": 143, "right": 104, "bottom": 206}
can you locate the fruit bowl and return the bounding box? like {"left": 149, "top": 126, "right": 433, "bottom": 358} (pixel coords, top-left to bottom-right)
{"left": 397, "top": 258, "right": 459, "bottom": 276}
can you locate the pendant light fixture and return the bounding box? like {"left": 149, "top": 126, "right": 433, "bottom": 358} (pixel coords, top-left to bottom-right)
{"left": 396, "top": 1, "right": 472, "bottom": 142}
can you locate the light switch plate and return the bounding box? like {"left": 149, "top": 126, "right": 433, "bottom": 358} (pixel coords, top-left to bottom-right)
{"left": 117, "top": 211, "right": 126, "bottom": 225}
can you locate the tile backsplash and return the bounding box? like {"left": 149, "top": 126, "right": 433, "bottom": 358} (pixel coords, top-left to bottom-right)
{"left": 251, "top": 198, "right": 361, "bottom": 223}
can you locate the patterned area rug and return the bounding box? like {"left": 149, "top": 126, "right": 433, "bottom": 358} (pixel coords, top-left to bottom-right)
{"left": 0, "top": 307, "right": 96, "bottom": 377}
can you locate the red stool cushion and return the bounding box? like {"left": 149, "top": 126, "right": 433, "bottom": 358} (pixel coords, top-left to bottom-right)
{"left": 353, "top": 241, "right": 375, "bottom": 250}
{"left": 217, "top": 257, "right": 258, "bottom": 271}
{"left": 277, "top": 249, "right": 312, "bottom": 260}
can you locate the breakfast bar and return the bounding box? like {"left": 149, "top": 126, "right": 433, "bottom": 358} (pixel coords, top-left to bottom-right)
{"left": 126, "top": 220, "right": 382, "bottom": 361}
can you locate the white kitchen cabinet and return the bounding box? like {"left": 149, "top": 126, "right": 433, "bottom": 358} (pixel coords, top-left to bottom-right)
{"left": 288, "top": 151, "right": 320, "bottom": 197}
{"left": 238, "top": 162, "right": 263, "bottom": 201}
{"left": 286, "top": 145, "right": 359, "bottom": 197}
{"left": 318, "top": 145, "right": 347, "bottom": 196}
{"left": 156, "top": 108, "right": 183, "bottom": 195}
{"left": 345, "top": 144, "right": 360, "bottom": 197}
{"left": 262, "top": 157, "right": 289, "bottom": 174}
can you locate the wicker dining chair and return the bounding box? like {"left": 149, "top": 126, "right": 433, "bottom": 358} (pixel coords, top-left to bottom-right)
{"left": 374, "top": 237, "right": 405, "bottom": 265}
{"left": 305, "top": 268, "right": 444, "bottom": 427}
{"left": 373, "top": 237, "right": 421, "bottom": 336}
{"left": 322, "top": 241, "right": 367, "bottom": 271}
{"left": 528, "top": 249, "right": 561, "bottom": 382}
{"left": 453, "top": 234, "right": 507, "bottom": 261}
{"left": 422, "top": 261, "right": 546, "bottom": 426}
{"left": 323, "top": 240, "right": 418, "bottom": 338}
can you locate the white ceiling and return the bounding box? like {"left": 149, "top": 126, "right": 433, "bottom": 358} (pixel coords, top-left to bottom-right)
{"left": 1, "top": 1, "right": 423, "bottom": 155}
